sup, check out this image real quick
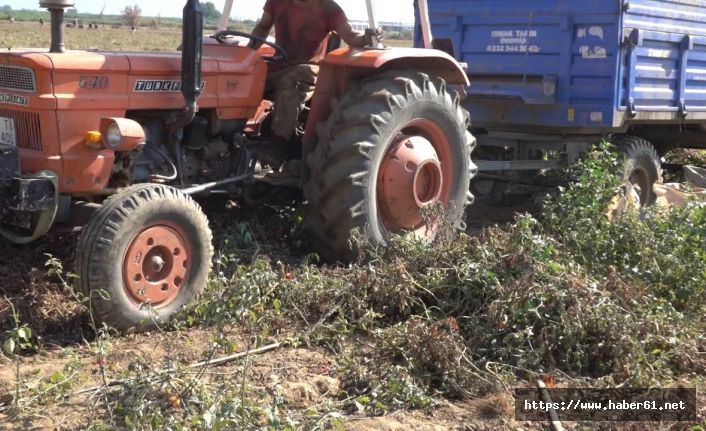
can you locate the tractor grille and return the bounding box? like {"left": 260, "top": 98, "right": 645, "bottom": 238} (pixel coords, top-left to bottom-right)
{"left": 0, "top": 65, "right": 36, "bottom": 93}
{"left": 0, "top": 108, "right": 42, "bottom": 151}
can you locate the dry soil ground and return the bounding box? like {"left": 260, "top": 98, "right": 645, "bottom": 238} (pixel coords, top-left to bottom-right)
{"left": 0, "top": 203, "right": 536, "bottom": 430}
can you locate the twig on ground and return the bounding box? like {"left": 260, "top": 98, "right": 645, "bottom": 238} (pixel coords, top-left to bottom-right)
{"left": 74, "top": 379, "right": 127, "bottom": 396}
{"left": 72, "top": 341, "right": 283, "bottom": 398}
{"left": 536, "top": 380, "right": 564, "bottom": 431}
{"left": 302, "top": 299, "right": 345, "bottom": 345}
{"left": 188, "top": 342, "right": 281, "bottom": 369}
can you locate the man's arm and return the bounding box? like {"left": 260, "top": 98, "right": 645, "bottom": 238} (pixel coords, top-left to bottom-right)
{"left": 335, "top": 21, "right": 369, "bottom": 48}
{"left": 248, "top": 11, "right": 274, "bottom": 49}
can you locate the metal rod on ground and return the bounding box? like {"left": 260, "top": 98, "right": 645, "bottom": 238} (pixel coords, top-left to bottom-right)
{"left": 365, "top": 0, "right": 383, "bottom": 49}
{"left": 418, "top": 0, "right": 433, "bottom": 49}
{"left": 536, "top": 380, "right": 565, "bottom": 431}
{"left": 218, "top": 0, "right": 234, "bottom": 32}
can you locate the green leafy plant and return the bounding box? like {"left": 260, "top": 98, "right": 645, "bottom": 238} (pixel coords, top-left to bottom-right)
{"left": 2, "top": 301, "right": 34, "bottom": 409}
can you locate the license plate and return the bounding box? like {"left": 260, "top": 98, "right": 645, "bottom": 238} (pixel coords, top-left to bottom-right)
{"left": 0, "top": 117, "right": 16, "bottom": 147}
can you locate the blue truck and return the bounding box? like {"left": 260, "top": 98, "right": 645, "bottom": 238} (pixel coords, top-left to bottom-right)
{"left": 415, "top": 0, "right": 706, "bottom": 204}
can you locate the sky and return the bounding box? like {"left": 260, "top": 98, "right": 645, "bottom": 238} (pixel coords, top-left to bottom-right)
{"left": 3, "top": 0, "right": 415, "bottom": 24}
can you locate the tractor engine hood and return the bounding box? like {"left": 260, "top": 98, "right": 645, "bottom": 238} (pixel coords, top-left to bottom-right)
{"left": 0, "top": 49, "right": 227, "bottom": 112}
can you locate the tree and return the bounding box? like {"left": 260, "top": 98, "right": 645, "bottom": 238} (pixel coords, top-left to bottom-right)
{"left": 123, "top": 4, "right": 142, "bottom": 27}
{"left": 201, "top": 2, "right": 221, "bottom": 21}
{"left": 1, "top": 5, "right": 11, "bottom": 11}
{"left": 151, "top": 14, "right": 161, "bottom": 29}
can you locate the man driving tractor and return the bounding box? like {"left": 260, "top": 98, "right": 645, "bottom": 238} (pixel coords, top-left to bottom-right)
{"left": 248, "top": 0, "right": 377, "bottom": 148}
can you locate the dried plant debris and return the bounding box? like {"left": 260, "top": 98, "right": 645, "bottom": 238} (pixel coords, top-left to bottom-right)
{"left": 1, "top": 143, "right": 705, "bottom": 429}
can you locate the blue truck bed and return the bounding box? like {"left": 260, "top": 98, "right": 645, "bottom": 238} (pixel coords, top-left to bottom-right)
{"left": 415, "top": 0, "right": 706, "bottom": 133}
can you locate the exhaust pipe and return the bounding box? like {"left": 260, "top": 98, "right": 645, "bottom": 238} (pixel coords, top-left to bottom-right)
{"left": 417, "top": 0, "right": 433, "bottom": 49}
{"left": 170, "top": 0, "right": 204, "bottom": 133}
{"left": 365, "top": 0, "right": 383, "bottom": 49}
{"left": 39, "top": 0, "right": 74, "bottom": 53}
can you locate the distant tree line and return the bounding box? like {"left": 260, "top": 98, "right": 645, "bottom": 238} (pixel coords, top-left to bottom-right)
{"left": 0, "top": 2, "right": 249, "bottom": 31}
{"left": 120, "top": 2, "right": 221, "bottom": 28}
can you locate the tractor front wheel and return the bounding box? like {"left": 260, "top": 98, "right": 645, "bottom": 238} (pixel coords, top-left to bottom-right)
{"left": 76, "top": 184, "right": 213, "bottom": 332}
{"left": 305, "top": 71, "right": 477, "bottom": 261}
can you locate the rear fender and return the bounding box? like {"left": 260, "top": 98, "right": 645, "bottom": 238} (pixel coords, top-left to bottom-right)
{"left": 321, "top": 47, "right": 468, "bottom": 86}
{"left": 303, "top": 47, "right": 468, "bottom": 154}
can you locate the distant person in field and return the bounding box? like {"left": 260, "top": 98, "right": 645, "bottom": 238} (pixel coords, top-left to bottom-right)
{"left": 249, "top": 0, "right": 381, "bottom": 144}
{"left": 39, "top": 17, "right": 44, "bottom": 27}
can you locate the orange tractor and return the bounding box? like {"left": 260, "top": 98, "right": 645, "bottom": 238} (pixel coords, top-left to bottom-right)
{"left": 0, "top": 0, "right": 476, "bottom": 331}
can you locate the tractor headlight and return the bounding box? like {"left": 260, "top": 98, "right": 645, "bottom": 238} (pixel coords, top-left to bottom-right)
{"left": 104, "top": 123, "right": 123, "bottom": 150}
{"left": 99, "top": 118, "right": 146, "bottom": 152}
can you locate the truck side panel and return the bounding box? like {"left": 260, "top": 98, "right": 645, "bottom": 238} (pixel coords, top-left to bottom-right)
{"left": 417, "top": 0, "right": 621, "bottom": 132}
{"left": 418, "top": 0, "right": 706, "bottom": 132}
{"left": 619, "top": 0, "right": 706, "bottom": 119}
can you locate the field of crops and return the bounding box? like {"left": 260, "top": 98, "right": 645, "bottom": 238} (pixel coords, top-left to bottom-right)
{"left": 0, "top": 20, "right": 705, "bottom": 431}
{"left": 0, "top": 22, "right": 411, "bottom": 52}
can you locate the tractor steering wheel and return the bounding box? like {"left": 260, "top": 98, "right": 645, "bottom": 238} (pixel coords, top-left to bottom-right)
{"left": 214, "top": 30, "right": 288, "bottom": 63}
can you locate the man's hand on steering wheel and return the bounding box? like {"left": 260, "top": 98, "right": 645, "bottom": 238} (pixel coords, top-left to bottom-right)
{"left": 247, "top": 38, "right": 260, "bottom": 50}
{"left": 364, "top": 27, "right": 385, "bottom": 47}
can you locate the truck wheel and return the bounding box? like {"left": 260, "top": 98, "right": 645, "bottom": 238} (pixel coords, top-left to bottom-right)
{"left": 75, "top": 184, "right": 213, "bottom": 332}
{"left": 305, "top": 71, "right": 477, "bottom": 261}
{"left": 613, "top": 136, "right": 662, "bottom": 206}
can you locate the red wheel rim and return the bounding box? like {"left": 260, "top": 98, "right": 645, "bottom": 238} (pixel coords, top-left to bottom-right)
{"left": 123, "top": 223, "right": 192, "bottom": 307}
{"left": 377, "top": 118, "right": 455, "bottom": 235}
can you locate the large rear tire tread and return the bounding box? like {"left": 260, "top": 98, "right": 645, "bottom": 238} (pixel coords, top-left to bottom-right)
{"left": 305, "top": 71, "right": 477, "bottom": 262}
{"left": 75, "top": 184, "right": 213, "bottom": 333}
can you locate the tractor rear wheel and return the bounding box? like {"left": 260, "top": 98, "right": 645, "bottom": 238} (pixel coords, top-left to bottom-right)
{"left": 305, "top": 71, "right": 477, "bottom": 261}
{"left": 76, "top": 184, "right": 213, "bottom": 332}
